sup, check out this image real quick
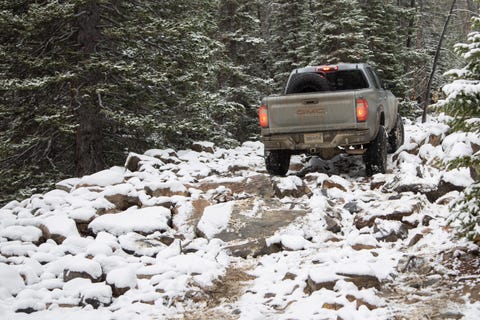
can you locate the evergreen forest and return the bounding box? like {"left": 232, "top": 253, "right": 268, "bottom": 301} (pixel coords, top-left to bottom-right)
{"left": 1, "top": 0, "right": 479, "bottom": 204}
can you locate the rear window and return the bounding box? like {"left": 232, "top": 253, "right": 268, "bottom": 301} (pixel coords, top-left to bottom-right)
{"left": 322, "top": 70, "right": 368, "bottom": 91}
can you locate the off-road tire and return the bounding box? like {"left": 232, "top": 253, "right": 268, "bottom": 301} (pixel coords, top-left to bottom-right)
{"left": 388, "top": 114, "right": 405, "bottom": 153}
{"left": 364, "top": 125, "right": 387, "bottom": 176}
{"left": 265, "top": 150, "right": 291, "bottom": 176}
{"left": 285, "top": 73, "right": 330, "bottom": 94}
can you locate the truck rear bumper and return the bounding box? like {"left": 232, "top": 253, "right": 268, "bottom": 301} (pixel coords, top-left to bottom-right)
{"left": 261, "top": 129, "right": 371, "bottom": 152}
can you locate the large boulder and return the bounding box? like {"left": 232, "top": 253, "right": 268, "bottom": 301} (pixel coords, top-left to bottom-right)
{"left": 195, "top": 199, "right": 308, "bottom": 258}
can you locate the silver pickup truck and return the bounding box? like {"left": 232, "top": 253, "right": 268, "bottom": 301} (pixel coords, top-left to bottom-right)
{"left": 258, "top": 63, "right": 404, "bottom": 176}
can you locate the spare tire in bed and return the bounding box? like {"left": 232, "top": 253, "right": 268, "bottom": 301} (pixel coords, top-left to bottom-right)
{"left": 285, "top": 72, "right": 330, "bottom": 94}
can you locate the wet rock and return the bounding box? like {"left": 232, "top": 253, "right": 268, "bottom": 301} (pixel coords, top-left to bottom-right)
{"left": 322, "top": 178, "right": 349, "bottom": 192}
{"left": 273, "top": 176, "right": 311, "bottom": 198}
{"left": 145, "top": 182, "right": 189, "bottom": 197}
{"left": 75, "top": 218, "right": 95, "bottom": 237}
{"left": 144, "top": 148, "right": 179, "bottom": 164}
{"left": 426, "top": 180, "right": 465, "bottom": 203}
{"left": 322, "top": 302, "right": 343, "bottom": 310}
{"left": 283, "top": 272, "right": 297, "bottom": 281}
{"left": 428, "top": 133, "right": 443, "bottom": 147}
{"left": 201, "top": 199, "right": 307, "bottom": 258}
{"left": 344, "top": 201, "right": 361, "bottom": 214}
{"left": 422, "top": 215, "right": 434, "bottom": 226}
{"left": 472, "top": 142, "right": 480, "bottom": 154}
{"left": 408, "top": 233, "right": 424, "bottom": 247}
{"left": 197, "top": 174, "right": 277, "bottom": 199}
{"left": 188, "top": 198, "right": 213, "bottom": 228}
{"left": 397, "top": 255, "right": 431, "bottom": 274}
{"left": 383, "top": 180, "right": 435, "bottom": 195}
{"left": 226, "top": 239, "right": 282, "bottom": 258}
{"left": 119, "top": 232, "right": 170, "bottom": 257}
{"left": 351, "top": 244, "right": 379, "bottom": 251}
{"left": 15, "top": 307, "right": 37, "bottom": 314}
{"left": 55, "top": 178, "right": 80, "bottom": 192}
{"left": 192, "top": 141, "right": 215, "bottom": 153}
{"left": 39, "top": 224, "right": 66, "bottom": 244}
{"left": 125, "top": 153, "right": 142, "bottom": 172}
{"left": 305, "top": 276, "right": 337, "bottom": 293}
{"left": 110, "top": 285, "right": 130, "bottom": 298}
{"left": 228, "top": 164, "right": 250, "bottom": 173}
{"left": 105, "top": 194, "right": 141, "bottom": 211}
{"left": 63, "top": 269, "right": 102, "bottom": 283}
{"left": 438, "top": 312, "right": 464, "bottom": 319}
{"left": 211, "top": 187, "right": 235, "bottom": 203}
{"left": 337, "top": 273, "right": 381, "bottom": 290}
{"left": 392, "top": 144, "right": 420, "bottom": 162}
{"left": 346, "top": 295, "right": 378, "bottom": 310}
{"left": 374, "top": 220, "right": 409, "bottom": 242}
{"left": 325, "top": 216, "right": 342, "bottom": 233}
{"left": 82, "top": 297, "right": 103, "bottom": 309}
{"left": 158, "top": 235, "right": 175, "bottom": 246}
{"left": 245, "top": 175, "right": 276, "bottom": 198}
{"left": 354, "top": 200, "right": 423, "bottom": 230}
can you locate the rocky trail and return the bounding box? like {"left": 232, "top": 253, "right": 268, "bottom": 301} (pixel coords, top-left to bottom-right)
{"left": 1, "top": 118, "right": 480, "bottom": 319}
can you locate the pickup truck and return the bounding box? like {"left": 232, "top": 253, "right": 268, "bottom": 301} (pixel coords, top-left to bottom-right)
{"left": 258, "top": 63, "right": 404, "bottom": 176}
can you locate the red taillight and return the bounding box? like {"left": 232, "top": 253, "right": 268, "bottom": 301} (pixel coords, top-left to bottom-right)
{"left": 316, "top": 65, "right": 339, "bottom": 72}
{"left": 356, "top": 99, "right": 369, "bottom": 122}
{"left": 258, "top": 105, "right": 269, "bottom": 128}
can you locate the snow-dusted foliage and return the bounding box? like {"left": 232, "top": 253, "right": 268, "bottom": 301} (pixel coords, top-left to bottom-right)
{"left": 439, "top": 14, "right": 480, "bottom": 241}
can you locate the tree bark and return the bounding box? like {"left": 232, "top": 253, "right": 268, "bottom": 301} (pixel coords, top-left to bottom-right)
{"left": 74, "top": 0, "right": 106, "bottom": 176}
{"left": 422, "top": 0, "right": 457, "bottom": 123}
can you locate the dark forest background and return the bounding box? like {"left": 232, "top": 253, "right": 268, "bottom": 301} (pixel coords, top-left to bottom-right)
{"left": 0, "top": 0, "right": 478, "bottom": 203}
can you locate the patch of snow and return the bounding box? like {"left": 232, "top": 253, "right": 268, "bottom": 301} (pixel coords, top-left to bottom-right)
{"left": 442, "top": 168, "right": 474, "bottom": 187}
{"left": 196, "top": 201, "right": 234, "bottom": 239}
{"left": 0, "top": 226, "right": 42, "bottom": 243}
{"left": 78, "top": 166, "right": 125, "bottom": 187}
{"left": 88, "top": 206, "right": 171, "bottom": 236}
{"left": 0, "top": 263, "right": 25, "bottom": 297}
{"left": 106, "top": 266, "right": 137, "bottom": 289}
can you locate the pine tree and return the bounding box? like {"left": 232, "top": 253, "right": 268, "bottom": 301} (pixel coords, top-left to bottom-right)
{"left": 0, "top": 0, "right": 227, "bottom": 203}
{"left": 441, "top": 14, "right": 480, "bottom": 241}
{"left": 359, "top": 0, "right": 404, "bottom": 90}
{"left": 266, "top": 0, "right": 312, "bottom": 91}
{"left": 213, "top": 0, "right": 268, "bottom": 143}
{"left": 308, "top": 0, "right": 372, "bottom": 65}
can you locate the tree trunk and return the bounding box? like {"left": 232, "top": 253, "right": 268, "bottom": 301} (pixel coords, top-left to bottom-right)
{"left": 74, "top": 0, "right": 105, "bottom": 176}
{"left": 422, "top": 0, "right": 457, "bottom": 123}
{"left": 75, "top": 99, "right": 106, "bottom": 176}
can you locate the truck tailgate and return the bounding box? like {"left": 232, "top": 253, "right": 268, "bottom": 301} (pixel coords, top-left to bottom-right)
{"left": 265, "top": 91, "right": 360, "bottom": 134}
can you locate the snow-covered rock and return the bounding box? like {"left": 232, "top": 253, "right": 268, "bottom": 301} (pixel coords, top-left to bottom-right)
{"left": 88, "top": 206, "right": 171, "bottom": 236}
{"left": 0, "top": 117, "right": 479, "bottom": 320}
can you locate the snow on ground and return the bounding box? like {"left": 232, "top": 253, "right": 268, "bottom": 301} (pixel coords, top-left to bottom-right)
{"left": 1, "top": 115, "right": 480, "bottom": 319}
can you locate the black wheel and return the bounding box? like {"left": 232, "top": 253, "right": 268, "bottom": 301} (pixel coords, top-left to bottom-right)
{"left": 265, "top": 150, "right": 291, "bottom": 176}
{"left": 364, "top": 125, "right": 387, "bottom": 176}
{"left": 285, "top": 73, "right": 330, "bottom": 94}
{"left": 388, "top": 114, "right": 405, "bottom": 153}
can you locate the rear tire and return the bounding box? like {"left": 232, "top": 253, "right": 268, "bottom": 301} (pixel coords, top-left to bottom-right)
{"left": 265, "top": 150, "right": 291, "bottom": 176}
{"left": 388, "top": 114, "right": 405, "bottom": 153}
{"left": 285, "top": 73, "right": 330, "bottom": 94}
{"left": 364, "top": 125, "right": 387, "bottom": 176}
